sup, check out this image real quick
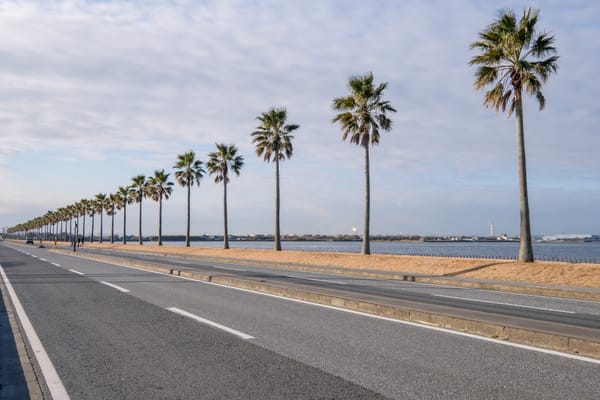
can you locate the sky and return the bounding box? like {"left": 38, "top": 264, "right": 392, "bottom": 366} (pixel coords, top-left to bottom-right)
{"left": 1, "top": 0, "right": 599, "bottom": 238}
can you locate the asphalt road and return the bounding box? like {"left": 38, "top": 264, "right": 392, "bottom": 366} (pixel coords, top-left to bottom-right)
{"left": 72, "top": 245, "right": 600, "bottom": 328}
{"left": 2, "top": 242, "right": 600, "bottom": 399}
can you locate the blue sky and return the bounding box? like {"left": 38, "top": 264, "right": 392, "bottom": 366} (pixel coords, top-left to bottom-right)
{"left": 1, "top": 0, "right": 599, "bottom": 237}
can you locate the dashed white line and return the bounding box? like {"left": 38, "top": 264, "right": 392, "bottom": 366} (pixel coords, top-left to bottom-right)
{"left": 51, "top": 262, "right": 62, "bottom": 267}
{"left": 31, "top": 255, "right": 37, "bottom": 258}
{"left": 100, "top": 281, "right": 130, "bottom": 293}
{"left": 0, "top": 264, "right": 71, "bottom": 399}
{"left": 432, "top": 294, "right": 577, "bottom": 314}
{"left": 172, "top": 260, "right": 191, "bottom": 265}
{"left": 167, "top": 307, "right": 254, "bottom": 340}
{"left": 39, "top": 258, "right": 47, "bottom": 262}
{"left": 69, "top": 269, "right": 85, "bottom": 276}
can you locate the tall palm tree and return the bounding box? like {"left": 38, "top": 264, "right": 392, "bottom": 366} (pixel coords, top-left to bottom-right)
{"left": 251, "top": 107, "right": 299, "bottom": 251}
{"left": 116, "top": 186, "right": 132, "bottom": 244}
{"left": 107, "top": 193, "right": 119, "bottom": 244}
{"left": 173, "top": 151, "right": 205, "bottom": 247}
{"left": 130, "top": 175, "right": 147, "bottom": 245}
{"left": 147, "top": 169, "right": 174, "bottom": 246}
{"left": 88, "top": 200, "right": 96, "bottom": 243}
{"left": 469, "top": 8, "right": 558, "bottom": 262}
{"left": 332, "top": 72, "right": 396, "bottom": 255}
{"left": 79, "top": 199, "right": 89, "bottom": 245}
{"left": 207, "top": 143, "right": 244, "bottom": 249}
{"left": 94, "top": 193, "right": 107, "bottom": 244}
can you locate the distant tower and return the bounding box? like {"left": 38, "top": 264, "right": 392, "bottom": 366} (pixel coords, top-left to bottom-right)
{"left": 489, "top": 221, "right": 495, "bottom": 237}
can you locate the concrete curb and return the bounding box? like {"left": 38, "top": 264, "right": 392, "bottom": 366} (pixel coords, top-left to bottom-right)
{"left": 57, "top": 250, "right": 600, "bottom": 360}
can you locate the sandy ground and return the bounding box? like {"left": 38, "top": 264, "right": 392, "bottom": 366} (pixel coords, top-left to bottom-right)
{"left": 50, "top": 241, "right": 600, "bottom": 289}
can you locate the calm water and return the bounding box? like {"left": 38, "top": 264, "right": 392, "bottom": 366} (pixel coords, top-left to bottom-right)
{"left": 144, "top": 240, "right": 600, "bottom": 263}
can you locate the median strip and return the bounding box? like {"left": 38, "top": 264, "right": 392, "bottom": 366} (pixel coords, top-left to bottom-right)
{"left": 167, "top": 307, "right": 254, "bottom": 340}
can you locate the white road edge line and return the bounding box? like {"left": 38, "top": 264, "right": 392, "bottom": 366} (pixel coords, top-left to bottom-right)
{"left": 167, "top": 307, "right": 254, "bottom": 340}
{"left": 0, "top": 264, "right": 71, "bottom": 399}
{"left": 432, "top": 294, "right": 577, "bottom": 314}
{"left": 52, "top": 263, "right": 62, "bottom": 267}
{"left": 55, "top": 252, "right": 600, "bottom": 365}
{"left": 100, "top": 281, "right": 130, "bottom": 293}
{"left": 69, "top": 269, "right": 85, "bottom": 276}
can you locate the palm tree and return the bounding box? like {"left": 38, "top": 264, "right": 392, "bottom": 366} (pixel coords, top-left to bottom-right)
{"left": 207, "top": 143, "right": 244, "bottom": 249}
{"left": 116, "top": 186, "right": 132, "bottom": 244}
{"left": 130, "top": 175, "right": 147, "bottom": 245}
{"left": 88, "top": 200, "right": 96, "bottom": 243}
{"left": 469, "top": 8, "right": 558, "bottom": 262}
{"left": 79, "top": 199, "right": 89, "bottom": 245}
{"left": 173, "top": 151, "right": 205, "bottom": 247}
{"left": 147, "top": 169, "right": 174, "bottom": 246}
{"left": 107, "top": 193, "right": 120, "bottom": 244}
{"left": 251, "top": 107, "right": 299, "bottom": 251}
{"left": 332, "top": 72, "right": 396, "bottom": 255}
{"left": 94, "top": 193, "right": 107, "bottom": 244}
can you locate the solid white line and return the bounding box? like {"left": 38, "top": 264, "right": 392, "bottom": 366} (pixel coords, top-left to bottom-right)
{"left": 432, "top": 294, "right": 577, "bottom": 314}
{"left": 212, "top": 265, "right": 243, "bottom": 271}
{"left": 56, "top": 252, "right": 600, "bottom": 365}
{"left": 52, "top": 263, "right": 62, "bottom": 267}
{"left": 298, "top": 277, "right": 347, "bottom": 285}
{"left": 100, "top": 281, "right": 130, "bottom": 293}
{"left": 167, "top": 307, "right": 254, "bottom": 340}
{"left": 0, "top": 264, "right": 71, "bottom": 399}
{"left": 69, "top": 269, "right": 85, "bottom": 276}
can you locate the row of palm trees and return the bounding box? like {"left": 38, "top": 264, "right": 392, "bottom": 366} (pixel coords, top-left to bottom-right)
{"left": 7, "top": 8, "right": 558, "bottom": 261}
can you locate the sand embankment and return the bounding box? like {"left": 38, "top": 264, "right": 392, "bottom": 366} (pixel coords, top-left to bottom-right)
{"left": 71, "top": 242, "right": 600, "bottom": 289}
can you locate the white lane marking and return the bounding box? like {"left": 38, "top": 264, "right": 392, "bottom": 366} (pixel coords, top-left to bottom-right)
{"left": 172, "top": 260, "right": 190, "bottom": 265}
{"left": 52, "top": 263, "right": 62, "bottom": 267}
{"left": 69, "top": 269, "right": 85, "bottom": 276}
{"left": 0, "top": 264, "right": 71, "bottom": 399}
{"left": 40, "top": 258, "right": 47, "bottom": 262}
{"left": 167, "top": 307, "right": 254, "bottom": 340}
{"left": 31, "top": 255, "right": 37, "bottom": 258}
{"left": 432, "top": 294, "right": 577, "bottom": 314}
{"left": 54, "top": 252, "right": 600, "bottom": 365}
{"left": 297, "top": 277, "right": 348, "bottom": 285}
{"left": 212, "top": 265, "right": 244, "bottom": 271}
{"left": 100, "top": 281, "right": 130, "bottom": 293}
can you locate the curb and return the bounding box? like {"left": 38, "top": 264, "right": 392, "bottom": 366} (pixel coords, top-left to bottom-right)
{"left": 58, "top": 250, "right": 600, "bottom": 360}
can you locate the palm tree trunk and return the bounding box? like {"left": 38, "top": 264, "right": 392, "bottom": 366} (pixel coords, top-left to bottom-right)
{"left": 99, "top": 208, "right": 104, "bottom": 244}
{"left": 110, "top": 205, "right": 115, "bottom": 244}
{"left": 275, "top": 158, "right": 281, "bottom": 251}
{"left": 158, "top": 196, "right": 163, "bottom": 246}
{"left": 362, "top": 144, "right": 371, "bottom": 255}
{"left": 515, "top": 94, "right": 534, "bottom": 262}
{"left": 138, "top": 196, "right": 143, "bottom": 245}
{"left": 90, "top": 214, "right": 95, "bottom": 243}
{"left": 82, "top": 214, "right": 86, "bottom": 245}
{"left": 123, "top": 203, "right": 127, "bottom": 245}
{"left": 186, "top": 183, "right": 191, "bottom": 247}
{"left": 223, "top": 180, "right": 229, "bottom": 249}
